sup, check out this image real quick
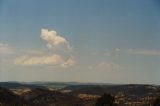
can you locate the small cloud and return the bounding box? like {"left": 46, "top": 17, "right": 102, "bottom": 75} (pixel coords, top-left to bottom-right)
{"left": 41, "top": 29, "right": 71, "bottom": 50}
{"left": 102, "top": 48, "right": 121, "bottom": 57}
{"left": 62, "top": 56, "right": 76, "bottom": 68}
{"left": 115, "top": 48, "right": 120, "bottom": 52}
{"left": 0, "top": 43, "right": 13, "bottom": 54}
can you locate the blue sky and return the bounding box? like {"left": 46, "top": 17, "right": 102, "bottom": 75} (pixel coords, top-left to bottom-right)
{"left": 0, "top": 0, "right": 160, "bottom": 84}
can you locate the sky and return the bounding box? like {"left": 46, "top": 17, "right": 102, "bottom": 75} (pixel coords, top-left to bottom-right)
{"left": 0, "top": 0, "right": 160, "bottom": 84}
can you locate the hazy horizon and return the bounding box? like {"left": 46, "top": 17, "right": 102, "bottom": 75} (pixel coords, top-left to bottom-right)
{"left": 0, "top": 0, "right": 160, "bottom": 84}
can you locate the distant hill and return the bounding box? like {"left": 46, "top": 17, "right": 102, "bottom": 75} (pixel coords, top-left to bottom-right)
{"left": 0, "top": 81, "right": 114, "bottom": 89}
{"left": 64, "top": 84, "right": 160, "bottom": 96}
{"left": 0, "top": 82, "right": 160, "bottom": 106}
{"left": 0, "top": 82, "right": 46, "bottom": 89}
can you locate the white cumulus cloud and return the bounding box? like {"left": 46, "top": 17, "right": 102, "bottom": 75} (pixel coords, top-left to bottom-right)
{"left": 41, "top": 29, "right": 71, "bottom": 50}
{"left": 14, "top": 29, "right": 75, "bottom": 68}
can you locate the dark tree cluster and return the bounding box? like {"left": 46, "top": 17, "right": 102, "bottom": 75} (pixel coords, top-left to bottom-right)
{"left": 153, "top": 96, "right": 160, "bottom": 106}
{"left": 96, "top": 93, "right": 116, "bottom": 106}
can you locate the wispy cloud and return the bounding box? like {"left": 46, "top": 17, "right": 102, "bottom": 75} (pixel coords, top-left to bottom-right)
{"left": 89, "top": 62, "right": 122, "bottom": 71}
{"left": 127, "top": 49, "right": 160, "bottom": 56}
{"left": 101, "top": 48, "right": 160, "bottom": 57}
{"left": 0, "top": 43, "right": 13, "bottom": 54}
{"left": 41, "top": 29, "right": 71, "bottom": 50}
{"left": 14, "top": 54, "right": 63, "bottom": 66}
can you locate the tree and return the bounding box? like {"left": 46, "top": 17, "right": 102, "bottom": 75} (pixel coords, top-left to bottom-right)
{"left": 96, "top": 93, "right": 116, "bottom": 106}
{"left": 153, "top": 96, "right": 160, "bottom": 106}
